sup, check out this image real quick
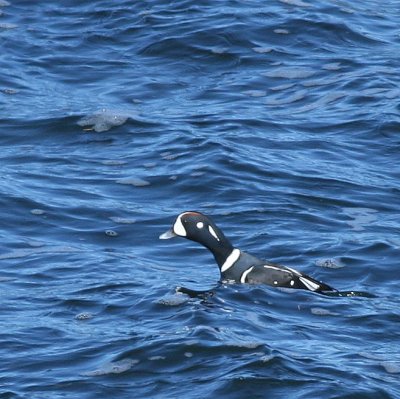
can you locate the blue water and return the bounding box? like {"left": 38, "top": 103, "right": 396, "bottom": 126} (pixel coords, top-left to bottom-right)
{"left": 1, "top": 1, "right": 400, "bottom": 398}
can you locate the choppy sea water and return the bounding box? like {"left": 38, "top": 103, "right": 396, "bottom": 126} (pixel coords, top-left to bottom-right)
{"left": 1, "top": 1, "right": 400, "bottom": 398}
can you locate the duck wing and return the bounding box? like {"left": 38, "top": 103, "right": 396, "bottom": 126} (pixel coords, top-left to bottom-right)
{"left": 244, "top": 262, "right": 336, "bottom": 292}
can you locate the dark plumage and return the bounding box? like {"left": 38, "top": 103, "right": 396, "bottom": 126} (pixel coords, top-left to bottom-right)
{"left": 160, "top": 211, "right": 336, "bottom": 293}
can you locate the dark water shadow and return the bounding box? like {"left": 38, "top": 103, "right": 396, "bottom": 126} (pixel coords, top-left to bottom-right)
{"left": 322, "top": 290, "right": 376, "bottom": 298}
{"left": 175, "top": 284, "right": 219, "bottom": 300}
{"left": 176, "top": 284, "right": 376, "bottom": 300}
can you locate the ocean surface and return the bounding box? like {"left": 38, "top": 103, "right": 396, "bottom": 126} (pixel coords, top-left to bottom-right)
{"left": 1, "top": 1, "right": 400, "bottom": 398}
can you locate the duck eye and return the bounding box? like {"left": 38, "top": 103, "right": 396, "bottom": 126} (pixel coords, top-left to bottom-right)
{"left": 196, "top": 222, "right": 204, "bottom": 229}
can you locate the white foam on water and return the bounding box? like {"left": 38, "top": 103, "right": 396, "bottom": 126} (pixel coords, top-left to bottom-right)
{"left": 116, "top": 177, "right": 150, "bottom": 187}
{"left": 83, "top": 358, "right": 139, "bottom": 376}
{"left": 77, "top": 108, "right": 133, "bottom": 132}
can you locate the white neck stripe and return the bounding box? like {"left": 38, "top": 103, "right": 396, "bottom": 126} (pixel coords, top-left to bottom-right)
{"left": 221, "top": 249, "right": 241, "bottom": 272}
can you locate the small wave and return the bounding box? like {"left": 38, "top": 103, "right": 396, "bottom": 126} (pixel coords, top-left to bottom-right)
{"left": 83, "top": 358, "right": 139, "bottom": 376}
{"left": 75, "top": 312, "right": 94, "bottom": 320}
{"left": 109, "top": 216, "right": 136, "bottom": 224}
{"left": 316, "top": 258, "right": 346, "bottom": 269}
{"left": 77, "top": 108, "right": 135, "bottom": 132}
{"left": 279, "top": 0, "right": 311, "bottom": 7}
{"left": 263, "top": 67, "right": 315, "bottom": 79}
{"left": 0, "top": 22, "right": 16, "bottom": 29}
{"left": 0, "top": 245, "right": 78, "bottom": 260}
{"left": 157, "top": 292, "right": 190, "bottom": 306}
{"left": 116, "top": 177, "right": 151, "bottom": 187}
{"left": 310, "top": 307, "right": 339, "bottom": 316}
{"left": 265, "top": 90, "right": 308, "bottom": 106}
{"left": 342, "top": 207, "right": 378, "bottom": 232}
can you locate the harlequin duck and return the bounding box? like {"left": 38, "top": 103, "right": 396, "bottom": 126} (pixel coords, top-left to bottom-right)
{"left": 160, "top": 211, "right": 336, "bottom": 293}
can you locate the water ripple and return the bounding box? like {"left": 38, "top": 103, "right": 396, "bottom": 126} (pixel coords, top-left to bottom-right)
{"left": 1, "top": 1, "right": 400, "bottom": 398}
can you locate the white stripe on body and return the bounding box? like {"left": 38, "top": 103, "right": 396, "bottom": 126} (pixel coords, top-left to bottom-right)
{"left": 221, "top": 249, "right": 241, "bottom": 272}
{"left": 240, "top": 266, "right": 254, "bottom": 283}
{"left": 299, "top": 276, "right": 320, "bottom": 291}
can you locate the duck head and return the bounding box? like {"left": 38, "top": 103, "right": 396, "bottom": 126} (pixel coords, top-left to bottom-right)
{"left": 160, "top": 211, "right": 234, "bottom": 267}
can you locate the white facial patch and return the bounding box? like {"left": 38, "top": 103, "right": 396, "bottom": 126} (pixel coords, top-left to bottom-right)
{"left": 196, "top": 222, "right": 204, "bottom": 229}
{"left": 221, "top": 249, "right": 241, "bottom": 272}
{"left": 208, "top": 225, "right": 220, "bottom": 241}
{"left": 173, "top": 214, "right": 187, "bottom": 237}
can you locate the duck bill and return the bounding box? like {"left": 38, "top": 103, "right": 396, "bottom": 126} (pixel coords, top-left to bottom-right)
{"left": 159, "top": 228, "right": 177, "bottom": 239}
